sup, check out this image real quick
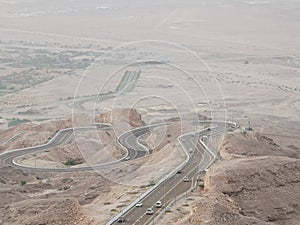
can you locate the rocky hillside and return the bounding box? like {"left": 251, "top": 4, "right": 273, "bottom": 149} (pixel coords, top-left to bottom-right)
{"left": 179, "top": 129, "right": 300, "bottom": 225}
{"left": 96, "top": 108, "right": 145, "bottom": 128}
{"left": 22, "top": 199, "right": 90, "bottom": 225}
{"left": 0, "top": 119, "right": 72, "bottom": 152}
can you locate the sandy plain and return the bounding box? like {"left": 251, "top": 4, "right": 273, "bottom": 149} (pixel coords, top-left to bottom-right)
{"left": 0, "top": 0, "right": 299, "bottom": 224}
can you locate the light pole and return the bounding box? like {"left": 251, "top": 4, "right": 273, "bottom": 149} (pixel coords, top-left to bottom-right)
{"left": 138, "top": 193, "right": 141, "bottom": 225}
{"left": 174, "top": 174, "right": 177, "bottom": 205}
{"left": 185, "top": 180, "right": 188, "bottom": 198}
{"left": 163, "top": 181, "right": 166, "bottom": 213}
{"left": 248, "top": 116, "right": 251, "bottom": 130}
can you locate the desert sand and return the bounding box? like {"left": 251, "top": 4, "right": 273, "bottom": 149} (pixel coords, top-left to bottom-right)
{"left": 0, "top": 0, "right": 299, "bottom": 224}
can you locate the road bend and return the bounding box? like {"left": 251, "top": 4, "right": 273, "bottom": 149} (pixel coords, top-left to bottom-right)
{"left": 110, "top": 122, "right": 229, "bottom": 225}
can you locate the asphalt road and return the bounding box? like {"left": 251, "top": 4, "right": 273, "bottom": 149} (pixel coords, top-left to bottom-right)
{"left": 110, "top": 121, "right": 232, "bottom": 225}
{"left": 118, "top": 126, "right": 150, "bottom": 160}
{"left": 1, "top": 128, "right": 77, "bottom": 172}
{"left": 0, "top": 120, "right": 234, "bottom": 225}
{"left": 0, "top": 124, "right": 157, "bottom": 172}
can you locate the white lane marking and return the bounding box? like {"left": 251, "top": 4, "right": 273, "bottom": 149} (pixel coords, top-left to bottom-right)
{"left": 108, "top": 121, "right": 235, "bottom": 225}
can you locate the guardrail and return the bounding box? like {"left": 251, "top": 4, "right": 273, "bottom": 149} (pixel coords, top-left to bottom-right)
{"left": 106, "top": 127, "right": 193, "bottom": 225}
{"left": 0, "top": 131, "right": 27, "bottom": 147}
{"left": 106, "top": 125, "right": 218, "bottom": 225}
{"left": 0, "top": 123, "right": 113, "bottom": 157}
{"left": 117, "top": 123, "right": 171, "bottom": 160}
{"left": 152, "top": 121, "right": 238, "bottom": 223}
{"left": 1, "top": 124, "right": 113, "bottom": 171}
{"left": 0, "top": 127, "right": 72, "bottom": 157}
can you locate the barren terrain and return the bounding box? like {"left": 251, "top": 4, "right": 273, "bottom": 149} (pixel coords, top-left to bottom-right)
{"left": 0, "top": 0, "right": 299, "bottom": 224}
{"left": 156, "top": 129, "right": 300, "bottom": 225}
{"left": 0, "top": 109, "right": 188, "bottom": 224}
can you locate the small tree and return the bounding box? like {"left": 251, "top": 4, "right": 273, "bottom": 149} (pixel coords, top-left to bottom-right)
{"left": 148, "top": 180, "right": 156, "bottom": 187}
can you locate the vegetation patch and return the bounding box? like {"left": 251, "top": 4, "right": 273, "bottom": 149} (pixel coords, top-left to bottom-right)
{"left": 148, "top": 180, "right": 156, "bottom": 187}
{"left": 20, "top": 180, "right": 27, "bottom": 186}
{"left": 64, "top": 158, "right": 83, "bottom": 166}
{"left": 116, "top": 70, "right": 141, "bottom": 93}
{"left": 8, "top": 118, "right": 31, "bottom": 127}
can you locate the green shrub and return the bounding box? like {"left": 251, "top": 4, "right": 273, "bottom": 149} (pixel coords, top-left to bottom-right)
{"left": 64, "top": 159, "right": 78, "bottom": 166}
{"left": 148, "top": 180, "right": 156, "bottom": 187}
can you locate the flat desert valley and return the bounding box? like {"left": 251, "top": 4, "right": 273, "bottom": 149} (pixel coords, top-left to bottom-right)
{"left": 0, "top": 0, "right": 299, "bottom": 224}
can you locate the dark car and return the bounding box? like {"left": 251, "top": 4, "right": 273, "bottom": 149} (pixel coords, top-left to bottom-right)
{"left": 118, "top": 217, "right": 125, "bottom": 223}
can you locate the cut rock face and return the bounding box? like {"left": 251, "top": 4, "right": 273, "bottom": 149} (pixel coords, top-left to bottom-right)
{"left": 179, "top": 130, "right": 300, "bottom": 225}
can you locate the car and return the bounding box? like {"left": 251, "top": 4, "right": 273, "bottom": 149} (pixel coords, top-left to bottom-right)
{"left": 165, "top": 206, "right": 172, "bottom": 212}
{"left": 198, "top": 181, "right": 204, "bottom": 187}
{"left": 189, "top": 148, "right": 193, "bottom": 153}
{"left": 196, "top": 175, "right": 202, "bottom": 181}
{"left": 201, "top": 136, "right": 208, "bottom": 141}
{"left": 136, "top": 202, "right": 143, "bottom": 207}
{"left": 125, "top": 156, "right": 130, "bottom": 161}
{"left": 155, "top": 200, "right": 162, "bottom": 208}
{"left": 176, "top": 170, "right": 182, "bottom": 174}
{"left": 181, "top": 138, "right": 186, "bottom": 142}
{"left": 183, "top": 176, "right": 189, "bottom": 182}
{"left": 117, "top": 216, "right": 125, "bottom": 223}
{"left": 146, "top": 208, "right": 154, "bottom": 215}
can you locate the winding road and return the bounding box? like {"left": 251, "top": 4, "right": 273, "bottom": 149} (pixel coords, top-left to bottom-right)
{"left": 0, "top": 120, "right": 236, "bottom": 225}
{"left": 109, "top": 121, "right": 236, "bottom": 225}
{"left": 0, "top": 123, "right": 164, "bottom": 172}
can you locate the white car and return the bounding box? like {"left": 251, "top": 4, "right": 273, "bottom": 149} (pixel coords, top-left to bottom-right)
{"left": 146, "top": 208, "right": 154, "bottom": 215}
{"left": 125, "top": 156, "right": 130, "bottom": 161}
{"left": 183, "top": 176, "right": 189, "bottom": 182}
{"left": 155, "top": 200, "right": 162, "bottom": 208}
{"left": 201, "top": 135, "right": 208, "bottom": 141}
{"left": 136, "top": 202, "right": 143, "bottom": 207}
